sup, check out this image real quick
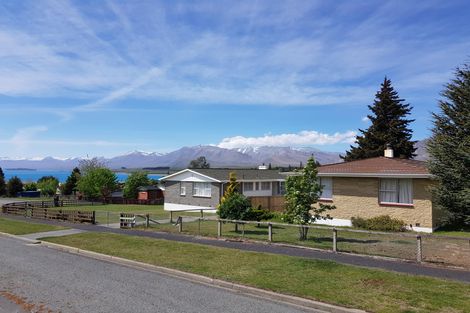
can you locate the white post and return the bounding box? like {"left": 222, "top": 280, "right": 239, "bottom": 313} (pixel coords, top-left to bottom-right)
{"left": 333, "top": 228, "right": 337, "bottom": 252}
{"left": 417, "top": 235, "right": 422, "bottom": 262}
{"left": 268, "top": 223, "right": 273, "bottom": 242}
{"left": 217, "top": 220, "right": 222, "bottom": 237}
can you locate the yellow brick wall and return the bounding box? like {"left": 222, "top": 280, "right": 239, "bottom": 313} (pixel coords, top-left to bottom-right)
{"left": 318, "top": 177, "right": 434, "bottom": 228}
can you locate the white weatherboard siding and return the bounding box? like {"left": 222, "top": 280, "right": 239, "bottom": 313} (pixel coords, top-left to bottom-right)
{"left": 164, "top": 202, "right": 217, "bottom": 213}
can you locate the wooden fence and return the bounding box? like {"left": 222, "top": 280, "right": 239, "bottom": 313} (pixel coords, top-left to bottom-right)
{"left": 249, "top": 195, "right": 286, "bottom": 212}
{"left": 104, "top": 198, "right": 164, "bottom": 205}
{"left": 1, "top": 200, "right": 96, "bottom": 224}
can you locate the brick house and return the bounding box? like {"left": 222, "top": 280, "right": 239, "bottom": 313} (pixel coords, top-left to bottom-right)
{"left": 160, "top": 168, "right": 286, "bottom": 213}
{"left": 316, "top": 148, "right": 441, "bottom": 233}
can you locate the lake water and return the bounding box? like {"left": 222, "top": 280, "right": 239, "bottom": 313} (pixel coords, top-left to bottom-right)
{"left": 2, "top": 169, "right": 162, "bottom": 183}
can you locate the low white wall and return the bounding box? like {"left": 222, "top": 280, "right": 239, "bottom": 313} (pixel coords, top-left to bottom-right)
{"left": 164, "top": 202, "right": 217, "bottom": 213}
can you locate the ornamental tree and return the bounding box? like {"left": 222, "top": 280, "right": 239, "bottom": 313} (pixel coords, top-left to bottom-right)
{"left": 123, "top": 171, "right": 150, "bottom": 199}
{"left": 284, "top": 157, "right": 335, "bottom": 240}
{"left": 37, "top": 176, "right": 60, "bottom": 197}
{"left": 63, "top": 167, "right": 81, "bottom": 195}
{"left": 77, "top": 167, "right": 117, "bottom": 200}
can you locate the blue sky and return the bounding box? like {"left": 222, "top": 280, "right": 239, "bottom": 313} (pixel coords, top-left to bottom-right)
{"left": 0, "top": 0, "right": 469, "bottom": 158}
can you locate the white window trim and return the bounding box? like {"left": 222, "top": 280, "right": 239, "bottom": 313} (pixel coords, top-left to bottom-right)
{"left": 180, "top": 183, "right": 186, "bottom": 196}
{"left": 193, "top": 182, "right": 212, "bottom": 198}
{"left": 319, "top": 177, "right": 333, "bottom": 200}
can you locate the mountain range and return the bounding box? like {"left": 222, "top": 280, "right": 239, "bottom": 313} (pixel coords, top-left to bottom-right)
{"left": 0, "top": 140, "right": 428, "bottom": 170}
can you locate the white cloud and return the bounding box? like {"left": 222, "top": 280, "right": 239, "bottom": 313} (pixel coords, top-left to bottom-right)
{"left": 361, "top": 116, "right": 369, "bottom": 122}
{"left": 217, "top": 130, "right": 356, "bottom": 149}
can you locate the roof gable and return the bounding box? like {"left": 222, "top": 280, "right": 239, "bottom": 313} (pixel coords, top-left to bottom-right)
{"left": 160, "top": 169, "right": 221, "bottom": 183}
{"left": 161, "top": 168, "right": 286, "bottom": 182}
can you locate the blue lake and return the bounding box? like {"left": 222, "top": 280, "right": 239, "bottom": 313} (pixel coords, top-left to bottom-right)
{"left": 3, "top": 169, "right": 162, "bottom": 183}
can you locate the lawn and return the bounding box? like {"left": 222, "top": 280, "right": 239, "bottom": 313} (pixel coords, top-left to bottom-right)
{"left": 144, "top": 220, "right": 470, "bottom": 268}
{"left": 65, "top": 204, "right": 215, "bottom": 225}
{"left": 43, "top": 232, "right": 470, "bottom": 313}
{"left": 0, "top": 217, "right": 67, "bottom": 235}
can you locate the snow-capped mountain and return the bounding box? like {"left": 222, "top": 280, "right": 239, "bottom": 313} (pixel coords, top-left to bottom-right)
{"left": 0, "top": 140, "right": 428, "bottom": 170}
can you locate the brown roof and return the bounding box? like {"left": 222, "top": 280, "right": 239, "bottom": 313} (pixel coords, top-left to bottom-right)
{"left": 318, "top": 157, "right": 430, "bottom": 177}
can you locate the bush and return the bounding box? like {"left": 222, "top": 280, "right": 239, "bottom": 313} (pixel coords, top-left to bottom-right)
{"left": 352, "top": 215, "right": 406, "bottom": 232}
{"left": 243, "top": 206, "right": 274, "bottom": 222}
{"left": 217, "top": 193, "right": 252, "bottom": 220}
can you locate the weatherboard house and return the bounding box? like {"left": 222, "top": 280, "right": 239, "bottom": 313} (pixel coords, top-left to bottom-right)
{"left": 160, "top": 168, "right": 286, "bottom": 213}
{"left": 316, "top": 147, "right": 442, "bottom": 233}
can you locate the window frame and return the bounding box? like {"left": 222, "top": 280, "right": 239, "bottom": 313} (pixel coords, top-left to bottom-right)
{"left": 319, "top": 177, "right": 333, "bottom": 200}
{"left": 379, "top": 178, "right": 413, "bottom": 206}
{"left": 180, "top": 183, "right": 186, "bottom": 196}
{"left": 260, "top": 181, "right": 271, "bottom": 191}
{"left": 193, "top": 182, "right": 212, "bottom": 198}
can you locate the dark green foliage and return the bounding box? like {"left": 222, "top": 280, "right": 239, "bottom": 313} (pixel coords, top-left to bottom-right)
{"left": 63, "top": 167, "right": 81, "bottom": 195}
{"left": 24, "top": 182, "right": 38, "bottom": 191}
{"left": 351, "top": 215, "right": 406, "bottom": 232}
{"left": 217, "top": 193, "right": 252, "bottom": 221}
{"left": 188, "top": 156, "right": 210, "bottom": 169}
{"left": 7, "top": 176, "right": 23, "bottom": 197}
{"left": 123, "top": 171, "right": 150, "bottom": 199}
{"left": 0, "top": 167, "right": 6, "bottom": 196}
{"left": 243, "top": 206, "right": 274, "bottom": 222}
{"left": 343, "top": 77, "right": 416, "bottom": 161}
{"left": 427, "top": 64, "right": 470, "bottom": 227}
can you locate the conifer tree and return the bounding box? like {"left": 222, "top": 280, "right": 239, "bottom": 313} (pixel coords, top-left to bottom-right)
{"left": 63, "top": 167, "right": 81, "bottom": 195}
{"left": 427, "top": 64, "right": 470, "bottom": 227}
{"left": 343, "top": 77, "right": 416, "bottom": 161}
{"left": 0, "top": 167, "right": 6, "bottom": 196}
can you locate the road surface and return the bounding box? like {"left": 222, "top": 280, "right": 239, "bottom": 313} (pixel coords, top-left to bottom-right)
{"left": 0, "top": 236, "right": 317, "bottom": 313}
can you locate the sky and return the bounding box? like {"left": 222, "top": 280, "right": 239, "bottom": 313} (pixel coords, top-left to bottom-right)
{"left": 0, "top": 0, "right": 469, "bottom": 159}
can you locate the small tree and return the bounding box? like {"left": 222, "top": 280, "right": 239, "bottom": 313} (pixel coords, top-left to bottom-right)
{"left": 189, "top": 156, "right": 210, "bottom": 169}
{"left": 63, "top": 167, "right": 81, "bottom": 196}
{"left": 77, "top": 168, "right": 117, "bottom": 200}
{"left": 37, "top": 176, "right": 60, "bottom": 197}
{"left": 0, "top": 167, "right": 6, "bottom": 196}
{"left": 123, "top": 171, "right": 150, "bottom": 199}
{"left": 427, "top": 63, "right": 470, "bottom": 227}
{"left": 7, "top": 176, "right": 23, "bottom": 197}
{"left": 284, "top": 157, "right": 335, "bottom": 240}
{"left": 24, "top": 182, "right": 38, "bottom": 191}
{"left": 218, "top": 172, "right": 251, "bottom": 231}
{"left": 79, "top": 157, "right": 107, "bottom": 175}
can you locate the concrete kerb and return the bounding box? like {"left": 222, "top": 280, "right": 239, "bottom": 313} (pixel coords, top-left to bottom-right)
{"left": 0, "top": 232, "right": 40, "bottom": 244}
{"left": 10, "top": 234, "right": 365, "bottom": 313}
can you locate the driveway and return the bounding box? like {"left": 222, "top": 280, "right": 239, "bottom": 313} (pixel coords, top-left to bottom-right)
{"left": 0, "top": 236, "right": 317, "bottom": 313}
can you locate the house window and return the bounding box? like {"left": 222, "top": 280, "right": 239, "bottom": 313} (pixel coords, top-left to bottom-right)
{"left": 243, "top": 182, "right": 254, "bottom": 191}
{"left": 319, "top": 177, "right": 333, "bottom": 199}
{"left": 180, "top": 183, "right": 186, "bottom": 196}
{"left": 379, "top": 179, "right": 412, "bottom": 205}
{"left": 260, "top": 182, "right": 271, "bottom": 190}
{"left": 193, "top": 182, "right": 211, "bottom": 197}
{"left": 279, "top": 182, "right": 286, "bottom": 195}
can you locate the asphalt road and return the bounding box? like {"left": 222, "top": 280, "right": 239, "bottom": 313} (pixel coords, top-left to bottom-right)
{"left": 0, "top": 237, "right": 316, "bottom": 313}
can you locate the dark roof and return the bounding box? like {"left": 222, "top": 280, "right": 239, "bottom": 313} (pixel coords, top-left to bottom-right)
{"left": 190, "top": 169, "right": 285, "bottom": 181}
{"left": 318, "top": 157, "right": 430, "bottom": 176}
{"left": 137, "top": 186, "right": 161, "bottom": 191}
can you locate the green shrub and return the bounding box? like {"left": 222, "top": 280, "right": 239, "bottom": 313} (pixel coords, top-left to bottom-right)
{"left": 352, "top": 215, "right": 406, "bottom": 232}
{"left": 244, "top": 205, "right": 274, "bottom": 222}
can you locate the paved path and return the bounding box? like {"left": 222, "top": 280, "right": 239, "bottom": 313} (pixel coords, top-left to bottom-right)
{"left": 0, "top": 236, "right": 317, "bottom": 313}
{"left": 19, "top": 229, "right": 87, "bottom": 240}
{"left": 2, "top": 214, "right": 470, "bottom": 283}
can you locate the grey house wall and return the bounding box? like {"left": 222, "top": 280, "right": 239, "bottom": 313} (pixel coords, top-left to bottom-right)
{"left": 164, "top": 181, "right": 221, "bottom": 208}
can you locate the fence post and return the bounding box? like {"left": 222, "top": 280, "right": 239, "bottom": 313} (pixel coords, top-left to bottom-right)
{"left": 416, "top": 235, "right": 422, "bottom": 262}
{"left": 217, "top": 220, "right": 222, "bottom": 238}
{"left": 146, "top": 214, "right": 150, "bottom": 228}
{"left": 198, "top": 218, "right": 201, "bottom": 235}
{"left": 178, "top": 217, "right": 183, "bottom": 233}
{"left": 333, "top": 228, "right": 338, "bottom": 252}
{"left": 107, "top": 211, "right": 110, "bottom": 226}
{"left": 92, "top": 211, "right": 96, "bottom": 225}
{"left": 268, "top": 223, "right": 273, "bottom": 242}
{"left": 170, "top": 211, "right": 173, "bottom": 223}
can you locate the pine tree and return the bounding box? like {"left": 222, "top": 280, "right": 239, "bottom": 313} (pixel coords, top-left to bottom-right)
{"left": 63, "top": 167, "right": 81, "bottom": 195}
{"left": 343, "top": 77, "right": 416, "bottom": 161}
{"left": 0, "top": 167, "right": 6, "bottom": 196}
{"left": 7, "top": 176, "right": 23, "bottom": 197}
{"left": 427, "top": 64, "right": 470, "bottom": 227}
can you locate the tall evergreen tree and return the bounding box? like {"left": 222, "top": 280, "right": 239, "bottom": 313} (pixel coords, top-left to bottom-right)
{"left": 0, "top": 167, "right": 6, "bottom": 196}
{"left": 7, "top": 176, "right": 23, "bottom": 197}
{"left": 63, "top": 167, "right": 81, "bottom": 195}
{"left": 427, "top": 64, "right": 470, "bottom": 227}
{"left": 342, "top": 77, "right": 416, "bottom": 161}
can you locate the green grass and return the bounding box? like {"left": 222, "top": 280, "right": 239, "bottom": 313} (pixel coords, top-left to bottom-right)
{"left": 0, "top": 217, "right": 67, "bottom": 235}
{"left": 44, "top": 232, "right": 470, "bottom": 313}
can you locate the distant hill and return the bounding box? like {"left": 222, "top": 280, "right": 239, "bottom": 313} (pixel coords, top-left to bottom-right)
{"left": 0, "top": 141, "right": 428, "bottom": 170}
